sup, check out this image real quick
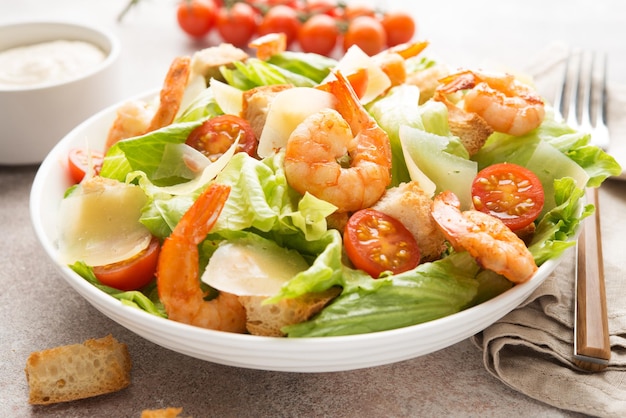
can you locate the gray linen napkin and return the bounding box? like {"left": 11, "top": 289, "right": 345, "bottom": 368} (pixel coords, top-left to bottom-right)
{"left": 470, "top": 43, "right": 626, "bottom": 417}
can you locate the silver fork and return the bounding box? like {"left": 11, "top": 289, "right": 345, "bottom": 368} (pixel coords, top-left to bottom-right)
{"left": 554, "top": 51, "right": 611, "bottom": 371}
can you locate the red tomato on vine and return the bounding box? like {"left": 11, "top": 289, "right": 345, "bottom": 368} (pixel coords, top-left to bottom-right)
{"left": 176, "top": 0, "right": 217, "bottom": 38}
{"left": 216, "top": 2, "right": 259, "bottom": 46}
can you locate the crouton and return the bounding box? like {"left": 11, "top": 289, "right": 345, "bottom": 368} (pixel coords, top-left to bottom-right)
{"left": 24, "top": 335, "right": 131, "bottom": 405}
{"left": 190, "top": 44, "right": 249, "bottom": 81}
{"left": 241, "top": 84, "right": 293, "bottom": 140}
{"left": 240, "top": 287, "right": 341, "bottom": 337}
{"left": 445, "top": 103, "right": 494, "bottom": 156}
{"left": 405, "top": 63, "right": 451, "bottom": 104}
{"left": 372, "top": 181, "right": 447, "bottom": 262}
{"left": 141, "top": 407, "right": 186, "bottom": 418}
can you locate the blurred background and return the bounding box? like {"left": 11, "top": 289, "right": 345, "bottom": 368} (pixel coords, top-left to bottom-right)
{"left": 3, "top": 0, "right": 624, "bottom": 107}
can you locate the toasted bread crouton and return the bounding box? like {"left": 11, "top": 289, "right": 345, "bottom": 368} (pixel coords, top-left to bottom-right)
{"left": 372, "top": 181, "right": 446, "bottom": 262}
{"left": 242, "top": 84, "right": 293, "bottom": 140}
{"left": 375, "top": 52, "right": 407, "bottom": 87}
{"left": 240, "top": 287, "right": 341, "bottom": 337}
{"left": 141, "top": 407, "right": 185, "bottom": 418}
{"left": 405, "top": 63, "right": 451, "bottom": 104}
{"left": 445, "top": 104, "right": 494, "bottom": 156}
{"left": 25, "top": 335, "right": 131, "bottom": 405}
{"left": 432, "top": 82, "right": 494, "bottom": 156}
{"left": 326, "top": 211, "right": 349, "bottom": 232}
{"left": 190, "top": 44, "right": 249, "bottom": 81}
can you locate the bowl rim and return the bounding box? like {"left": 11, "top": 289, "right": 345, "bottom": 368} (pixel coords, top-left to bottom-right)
{"left": 0, "top": 20, "right": 121, "bottom": 92}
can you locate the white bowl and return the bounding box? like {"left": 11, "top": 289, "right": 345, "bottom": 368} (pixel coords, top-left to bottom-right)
{"left": 30, "top": 92, "right": 566, "bottom": 372}
{"left": 0, "top": 21, "right": 121, "bottom": 165}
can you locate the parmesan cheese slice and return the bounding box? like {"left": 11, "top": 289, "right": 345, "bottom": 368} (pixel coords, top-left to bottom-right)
{"left": 57, "top": 177, "right": 152, "bottom": 267}
{"left": 324, "top": 45, "right": 391, "bottom": 105}
{"left": 210, "top": 77, "right": 243, "bottom": 116}
{"left": 202, "top": 240, "right": 309, "bottom": 297}
{"left": 257, "top": 87, "right": 336, "bottom": 158}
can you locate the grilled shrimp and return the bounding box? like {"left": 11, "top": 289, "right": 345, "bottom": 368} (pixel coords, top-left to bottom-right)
{"left": 283, "top": 71, "right": 392, "bottom": 213}
{"left": 432, "top": 190, "right": 537, "bottom": 283}
{"left": 105, "top": 56, "right": 191, "bottom": 149}
{"left": 435, "top": 69, "right": 545, "bottom": 136}
{"left": 156, "top": 184, "right": 247, "bottom": 332}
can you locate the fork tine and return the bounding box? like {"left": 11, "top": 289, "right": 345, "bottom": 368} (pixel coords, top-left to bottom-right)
{"left": 599, "top": 53, "right": 608, "bottom": 126}
{"left": 553, "top": 51, "right": 570, "bottom": 122}
{"left": 594, "top": 52, "right": 610, "bottom": 150}
{"left": 581, "top": 52, "right": 594, "bottom": 130}
{"left": 567, "top": 51, "right": 584, "bottom": 129}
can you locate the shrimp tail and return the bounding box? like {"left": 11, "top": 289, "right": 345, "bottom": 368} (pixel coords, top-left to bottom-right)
{"left": 318, "top": 71, "right": 373, "bottom": 134}
{"left": 385, "top": 40, "right": 430, "bottom": 60}
{"left": 146, "top": 55, "right": 191, "bottom": 133}
{"left": 157, "top": 184, "right": 248, "bottom": 334}
{"left": 170, "top": 183, "right": 231, "bottom": 244}
{"left": 436, "top": 70, "right": 477, "bottom": 94}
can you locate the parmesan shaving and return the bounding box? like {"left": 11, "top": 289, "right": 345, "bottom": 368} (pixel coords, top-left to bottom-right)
{"left": 57, "top": 177, "right": 151, "bottom": 267}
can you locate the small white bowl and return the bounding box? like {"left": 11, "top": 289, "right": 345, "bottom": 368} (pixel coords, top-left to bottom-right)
{"left": 0, "top": 21, "right": 121, "bottom": 165}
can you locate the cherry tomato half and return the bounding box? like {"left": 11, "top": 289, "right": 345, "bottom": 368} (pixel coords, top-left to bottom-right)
{"left": 186, "top": 114, "right": 258, "bottom": 161}
{"left": 93, "top": 237, "right": 160, "bottom": 291}
{"left": 344, "top": 209, "right": 421, "bottom": 278}
{"left": 176, "top": 0, "right": 217, "bottom": 39}
{"left": 68, "top": 148, "right": 104, "bottom": 184}
{"left": 471, "top": 163, "right": 545, "bottom": 231}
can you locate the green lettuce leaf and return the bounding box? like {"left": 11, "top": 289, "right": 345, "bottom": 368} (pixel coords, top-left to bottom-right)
{"left": 284, "top": 252, "right": 480, "bottom": 337}
{"left": 267, "top": 51, "right": 337, "bottom": 84}
{"left": 69, "top": 261, "right": 166, "bottom": 317}
{"left": 529, "top": 177, "right": 590, "bottom": 265}
{"left": 369, "top": 87, "right": 475, "bottom": 206}
{"left": 221, "top": 58, "right": 329, "bottom": 90}
{"left": 473, "top": 107, "right": 621, "bottom": 189}
{"left": 101, "top": 120, "right": 208, "bottom": 185}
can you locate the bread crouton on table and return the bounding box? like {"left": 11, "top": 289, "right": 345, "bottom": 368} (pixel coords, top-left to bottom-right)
{"left": 24, "top": 334, "right": 131, "bottom": 405}
{"left": 141, "top": 407, "right": 186, "bottom": 418}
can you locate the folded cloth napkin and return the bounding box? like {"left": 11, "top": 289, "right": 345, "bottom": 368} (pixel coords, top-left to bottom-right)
{"left": 471, "top": 43, "right": 626, "bottom": 417}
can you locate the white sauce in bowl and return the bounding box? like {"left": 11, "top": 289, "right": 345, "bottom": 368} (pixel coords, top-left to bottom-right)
{"left": 0, "top": 40, "right": 106, "bottom": 89}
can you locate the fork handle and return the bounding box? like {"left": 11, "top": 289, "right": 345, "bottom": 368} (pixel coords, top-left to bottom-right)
{"left": 575, "top": 187, "right": 610, "bottom": 370}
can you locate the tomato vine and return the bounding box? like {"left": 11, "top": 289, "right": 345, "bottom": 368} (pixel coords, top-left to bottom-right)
{"left": 119, "top": 0, "right": 417, "bottom": 57}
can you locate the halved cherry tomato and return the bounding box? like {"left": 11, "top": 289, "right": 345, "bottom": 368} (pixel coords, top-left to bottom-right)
{"left": 257, "top": 5, "right": 301, "bottom": 47}
{"left": 343, "top": 15, "right": 387, "bottom": 56}
{"left": 186, "top": 114, "right": 258, "bottom": 160}
{"left": 216, "top": 2, "right": 258, "bottom": 47}
{"left": 176, "top": 0, "right": 217, "bottom": 39}
{"left": 471, "top": 163, "right": 545, "bottom": 231}
{"left": 381, "top": 11, "right": 416, "bottom": 47}
{"left": 297, "top": 13, "right": 340, "bottom": 56}
{"left": 93, "top": 237, "right": 160, "bottom": 291}
{"left": 68, "top": 148, "right": 104, "bottom": 184}
{"left": 344, "top": 209, "right": 421, "bottom": 278}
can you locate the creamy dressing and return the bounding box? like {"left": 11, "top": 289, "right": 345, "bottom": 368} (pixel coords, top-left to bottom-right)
{"left": 0, "top": 40, "right": 106, "bottom": 89}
